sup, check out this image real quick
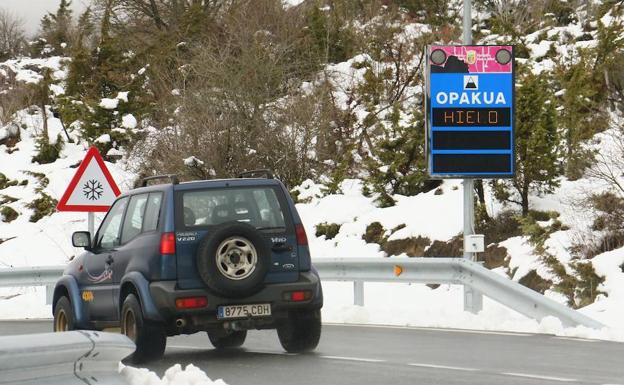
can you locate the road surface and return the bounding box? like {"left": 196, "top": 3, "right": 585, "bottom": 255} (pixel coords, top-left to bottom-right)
{"left": 0, "top": 320, "right": 622, "bottom": 385}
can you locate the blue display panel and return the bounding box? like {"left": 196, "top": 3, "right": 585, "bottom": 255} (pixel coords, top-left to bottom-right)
{"left": 426, "top": 45, "right": 515, "bottom": 179}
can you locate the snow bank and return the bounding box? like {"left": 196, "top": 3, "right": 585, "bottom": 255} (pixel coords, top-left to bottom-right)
{"left": 120, "top": 364, "right": 227, "bottom": 385}
{"left": 297, "top": 179, "right": 463, "bottom": 261}
{"left": 321, "top": 281, "right": 624, "bottom": 342}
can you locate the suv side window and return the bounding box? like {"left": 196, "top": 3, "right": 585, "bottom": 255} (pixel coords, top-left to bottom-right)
{"left": 121, "top": 194, "right": 148, "bottom": 244}
{"left": 96, "top": 197, "right": 128, "bottom": 250}
{"left": 253, "top": 189, "right": 284, "bottom": 227}
{"left": 142, "top": 192, "right": 163, "bottom": 232}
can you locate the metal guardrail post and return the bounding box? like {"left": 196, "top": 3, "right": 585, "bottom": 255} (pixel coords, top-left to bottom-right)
{"left": 354, "top": 281, "right": 364, "bottom": 306}
{"left": 46, "top": 285, "right": 54, "bottom": 305}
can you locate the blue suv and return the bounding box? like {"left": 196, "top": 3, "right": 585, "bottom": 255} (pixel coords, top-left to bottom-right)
{"left": 52, "top": 172, "right": 323, "bottom": 363}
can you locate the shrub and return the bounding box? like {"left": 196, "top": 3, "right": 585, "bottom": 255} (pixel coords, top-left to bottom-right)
{"left": 32, "top": 134, "right": 63, "bottom": 164}
{"left": 383, "top": 236, "right": 431, "bottom": 257}
{"left": 27, "top": 193, "right": 57, "bottom": 222}
{"left": 478, "top": 244, "right": 509, "bottom": 270}
{"left": 0, "top": 173, "right": 20, "bottom": 190}
{"left": 476, "top": 209, "right": 522, "bottom": 244}
{"left": 518, "top": 269, "right": 552, "bottom": 294}
{"left": 315, "top": 222, "right": 341, "bottom": 240}
{"left": 543, "top": 254, "right": 606, "bottom": 309}
{"left": 0, "top": 206, "right": 18, "bottom": 222}
{"left": 0, "top": 195, "right": 18, "bottom": 205}
{"left": 362, "top": 222, "right": 385, "bottom": 244}
{"left": 423, "top": 235, "right": 463, "bottom": 257}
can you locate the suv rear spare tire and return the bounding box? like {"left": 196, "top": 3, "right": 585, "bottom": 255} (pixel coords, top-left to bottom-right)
{"left": 197, "top": 222, "right": 270, "bottom": 297}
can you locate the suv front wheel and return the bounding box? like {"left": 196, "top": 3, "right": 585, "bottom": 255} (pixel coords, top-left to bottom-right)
{"left": 53, "top": 296, "right": 75, "bottom": 332}
{"left": 277, "top": 309, "right": 321, "bottom": 353}
{"left": 121, "top": 294, "right": 167, "bottom": 363}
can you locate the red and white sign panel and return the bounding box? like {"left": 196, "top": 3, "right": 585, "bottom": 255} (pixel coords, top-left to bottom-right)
{"left": 56, "top": 147, "right": 121, "bottom": 212}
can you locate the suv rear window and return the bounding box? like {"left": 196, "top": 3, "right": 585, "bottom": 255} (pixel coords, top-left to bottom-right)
{"left": 180, "top": 187, "right": 286, "bottom": 229}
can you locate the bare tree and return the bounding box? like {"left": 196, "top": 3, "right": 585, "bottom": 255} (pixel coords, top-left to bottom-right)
{"left": 0, "top": 8, "right": 25, "bottom": 60}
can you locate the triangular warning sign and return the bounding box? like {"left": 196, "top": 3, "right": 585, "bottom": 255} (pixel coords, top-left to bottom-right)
{"left": 56, "top": 147, "right": 121, "bottom": 212}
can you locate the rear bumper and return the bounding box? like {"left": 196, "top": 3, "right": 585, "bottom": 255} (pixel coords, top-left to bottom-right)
{"left": 149, "top": 271, "right": 323, "bottom": 334}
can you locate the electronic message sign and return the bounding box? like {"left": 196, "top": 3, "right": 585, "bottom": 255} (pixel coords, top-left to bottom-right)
{"left": 426, "top": 45, "right": 514, "bottom": 178}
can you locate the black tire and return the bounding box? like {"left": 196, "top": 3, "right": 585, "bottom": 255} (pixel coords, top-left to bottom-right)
{"left": 207, "top": 330, "right": 247, "bottom": 349}
{"left": 277, "top": 309, "right": 321, "bottom": 353}
{"left": 121, "top": 294, "right": 166, "bottom": 364}
{"left": 53, "top": 296, "right": 75, "bottom": 332}
{"left": 196, "top": 222, "right": 270, "bottom": 298}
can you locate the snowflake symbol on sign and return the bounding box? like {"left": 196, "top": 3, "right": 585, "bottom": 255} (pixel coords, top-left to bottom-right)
{"left": 83, "top": 179, "right": 104, "bottom": 201}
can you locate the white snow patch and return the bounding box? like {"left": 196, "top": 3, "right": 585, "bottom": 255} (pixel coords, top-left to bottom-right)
{"left": 116, "top": 92, "right": 129, "bottom": 103}
{"left": 94, "top": 134, "right": 111, "bottom": 144}
{"left": 120, "top": 363, "right": 227, "bottom": 385}
{"left": 99, "top": 98, "right": 119, "bottom": 110}
{"left": 121, "top": 114, "right": 138, "bottom": 129}
{"left": 184, "top": 156, "right": 204, "bottom": 167}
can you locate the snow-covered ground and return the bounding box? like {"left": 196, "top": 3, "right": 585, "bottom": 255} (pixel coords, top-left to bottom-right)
{"left": 1, "top": 4, "right": 624, "bottom": 344}
{"left": 0, "top": 116, "right": 623, "bottom": 342}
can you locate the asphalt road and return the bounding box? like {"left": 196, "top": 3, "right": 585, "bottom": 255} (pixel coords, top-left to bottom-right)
{"left": 1, "top": 320, "right": 623, "bottom": 385}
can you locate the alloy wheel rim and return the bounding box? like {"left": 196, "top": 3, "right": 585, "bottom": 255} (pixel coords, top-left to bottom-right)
{"left": 55, "top": 309, "right": 67, "bottom": 332}
{"left": 215, "top": 237, "right": 258, "bottom": 280}
{"left": 123, "top": 309, "right": 137, "bottom": 342}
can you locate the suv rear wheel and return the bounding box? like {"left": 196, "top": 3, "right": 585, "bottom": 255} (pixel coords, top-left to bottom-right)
{"left": 121, "top": 294, "right": 166, "bottom": 363}
{"left": 277, "top": 309, "right": 321, "bottom": 353}
{"left": 208, "top": 330, "right": 247, "bottom": 349}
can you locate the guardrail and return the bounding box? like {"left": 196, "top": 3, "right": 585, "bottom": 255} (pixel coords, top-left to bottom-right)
{"left": 0, "top": 258, "right": 605, "bottom": 329}
{"left": 0, "top": 330, "right": 134, "bottom": 385}
{"left": 0, "top": 266, "right": 65, "bottom": 305}
{"left": 314, "top": 257, "right": 605, "bottom": 329}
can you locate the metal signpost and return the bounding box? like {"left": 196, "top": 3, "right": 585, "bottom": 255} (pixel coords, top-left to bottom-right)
{"left": 56, "top": 147, "right": 121, "bottom": 238}
{"left": 425, "top": 0, "right": 515, "bottom": 312}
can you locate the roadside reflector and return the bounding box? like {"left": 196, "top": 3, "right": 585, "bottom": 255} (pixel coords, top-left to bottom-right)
{"left": 394, "top": 265, "right": 403, "bottom": 276}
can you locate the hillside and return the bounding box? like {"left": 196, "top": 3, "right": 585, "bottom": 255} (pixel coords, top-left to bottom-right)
{"left": 1, "top": 0, "right": 624, "bottom": 338}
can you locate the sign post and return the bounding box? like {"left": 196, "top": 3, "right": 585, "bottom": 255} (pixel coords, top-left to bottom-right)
{"left": 425, "top": 0, "right": 515, "bottom": 313}
{"left": 56, "top": 147, "right": 122, "bottom": 238}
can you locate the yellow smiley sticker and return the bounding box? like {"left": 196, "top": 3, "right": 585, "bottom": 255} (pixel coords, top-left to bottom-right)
{"left": 82, "top": 291, "right": 94, "bottom": 302}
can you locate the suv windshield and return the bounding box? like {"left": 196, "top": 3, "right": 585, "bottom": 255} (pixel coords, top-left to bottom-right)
{"left": 180, "top": 187, "right": 286, "bottom": 229}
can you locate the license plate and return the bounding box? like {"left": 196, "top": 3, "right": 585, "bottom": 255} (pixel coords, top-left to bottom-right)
{"left": 217, "top": 303, "right": 271, "bottom": 320}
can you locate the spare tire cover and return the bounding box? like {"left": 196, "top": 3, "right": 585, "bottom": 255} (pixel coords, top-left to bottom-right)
{"left": 196, "top": 221, "right": 270, "bottom": 298}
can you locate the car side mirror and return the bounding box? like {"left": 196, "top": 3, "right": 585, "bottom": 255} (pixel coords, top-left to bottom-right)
{"left": 72, "top": 231, "right": 92, "bottom": 249}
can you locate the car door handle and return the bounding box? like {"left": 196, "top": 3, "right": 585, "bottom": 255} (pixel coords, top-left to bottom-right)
{"left": 106, "top": 255, "right": 114, "bottom": 264}
{"left": 272, "top": 243, "right": 292, "bottom": 252}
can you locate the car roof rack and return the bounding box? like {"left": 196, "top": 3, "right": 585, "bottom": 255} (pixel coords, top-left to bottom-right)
{"left": 237, "top": 169, "right": 274, "bottom": 179}
{"left": 141, "top": 174, "right": 180, "bottom": 187}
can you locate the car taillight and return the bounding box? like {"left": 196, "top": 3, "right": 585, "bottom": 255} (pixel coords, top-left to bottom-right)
{"left": 283, "top": 290, "right": 312, "bottom": 302}
{"left": 295, "top": 224, "right": 308, "bottom": 246}
{"left": 175, "top": 296, "right": 208, "bottom": 309}
{"left": 160, "top": 232, "right": 176, "bottom": 255}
